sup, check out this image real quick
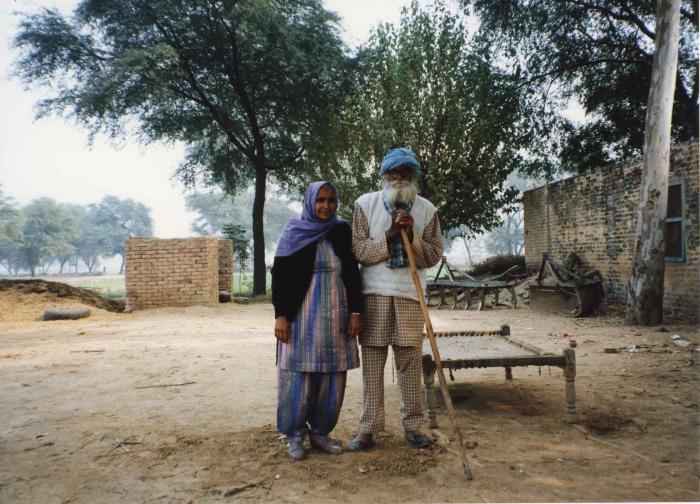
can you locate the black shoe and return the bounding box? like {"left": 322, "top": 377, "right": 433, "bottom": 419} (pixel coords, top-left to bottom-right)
{"left": 405, "top": 432, "right": 431, "bottom": 448}
{"left": 346, "top": 434, "right": 375, "bottom": 452}
{"left": 287, "top": 438, "right": 305, "bottom": 460}
{"left": 310, "top": 435, "right": 342, "bottom": 454}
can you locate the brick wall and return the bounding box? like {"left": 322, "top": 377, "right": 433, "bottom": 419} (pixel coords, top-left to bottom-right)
{"left": 218, "top": 239, "right": 233, "bottom": 292}
{"left": 523, "top": 141, "right": 699, "bottom": 320}
{"left": 125, "top": 237, "right": 219, "bottom": 309}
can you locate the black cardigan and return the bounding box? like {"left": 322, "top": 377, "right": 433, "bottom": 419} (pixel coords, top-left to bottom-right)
{"left": 271, "top": 222, "right": 362, "bottom": 321}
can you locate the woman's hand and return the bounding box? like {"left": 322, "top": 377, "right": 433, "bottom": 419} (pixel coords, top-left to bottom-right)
{"left": 275, "top": 316, "right": 291, "bottom": 343}
{"left": 347, "top": 313, "right": 362, "bottom": 339}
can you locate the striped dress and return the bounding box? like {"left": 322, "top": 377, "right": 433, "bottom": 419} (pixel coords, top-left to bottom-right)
{"left": 277, "top": 239, "right": 360, "bottom": 372}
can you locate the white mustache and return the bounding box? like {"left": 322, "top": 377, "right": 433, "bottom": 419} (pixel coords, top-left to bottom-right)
{"left": 384, "top": 179, "right": 417, "bottom": 206}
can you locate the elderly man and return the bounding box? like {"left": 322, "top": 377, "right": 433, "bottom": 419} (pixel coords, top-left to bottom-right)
{"left": 348, "top": 147, "right": 443, "bottom": 451}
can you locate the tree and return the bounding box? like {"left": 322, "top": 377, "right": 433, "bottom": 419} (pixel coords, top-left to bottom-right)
{"left": 483, "top": 172, "right": 542, "bottom": 256}
{"left": 305, "top": 1, "right": 527, "bottom": 233}
{"left": 0, "top": 186, "right": 24, "bottom": 275}
{"left": 626, "top": 0, "right": 682, "bottom": 325}
{"left": 462, "top": 0, "right": 698, "bottom": 173}
{"left": 484, "top": 211, "right": 524, "bottom": 256}
{"left": 185, "top": 188, "right": 295, "bottom": 252}
{"left": 73, "top": 206, "right": 104, "bottom": 274}
{"left": 19, "top": 198, "right": 77, "bottom": 277}
{"left": 89, "top": 196, "right": 153, "bottom": 274}
{"left": 222, "top": 223, "right": 251, "bottom": 293}
{"left": 14, "top": 0, "right": 350, "bottom": 295}
{"left": 55, "top": 204, "right": 85, "bottom": 274}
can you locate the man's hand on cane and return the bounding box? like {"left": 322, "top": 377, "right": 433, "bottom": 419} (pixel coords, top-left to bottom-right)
{"left": 386, "top": 209, "right": 414, "bottom": 242}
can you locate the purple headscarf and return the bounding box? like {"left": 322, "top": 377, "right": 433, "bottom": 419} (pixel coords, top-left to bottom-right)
{"left": 274, "top": 181, "right": 345, "bottom": 257}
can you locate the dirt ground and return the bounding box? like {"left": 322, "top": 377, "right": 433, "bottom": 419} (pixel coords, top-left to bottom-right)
{"left": 1, "top": 293, "right": 698, "bottom": 503}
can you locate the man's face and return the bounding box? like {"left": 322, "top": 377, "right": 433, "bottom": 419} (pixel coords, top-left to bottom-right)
{"left": 383, "top": 164, "right": 417, "bottom": 206}
{"left": 385, "top": 165, "right": 413, "bottom": 183}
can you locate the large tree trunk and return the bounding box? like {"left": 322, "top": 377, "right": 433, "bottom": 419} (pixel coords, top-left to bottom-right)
{"left": 251, "top": 164, "right": 267, "bottom": 296}
{"left": 626, "top": 0, "right": 681, "bottom": 325}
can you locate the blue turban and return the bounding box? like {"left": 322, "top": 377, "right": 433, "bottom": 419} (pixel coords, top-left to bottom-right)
{"left": 380, "top": 147, "right": 420, "bottom": 176}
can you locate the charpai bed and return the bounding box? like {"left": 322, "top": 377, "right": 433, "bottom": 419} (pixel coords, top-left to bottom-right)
{"left": 421, "top": 325, "right": 576, "bottom": 428}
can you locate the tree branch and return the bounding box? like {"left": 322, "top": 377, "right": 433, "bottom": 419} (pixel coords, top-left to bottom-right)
{"left": 138, "top": 2, "right": 254, "bottom": 158}
{"left": 267, "top": 147, "right": 306, "bottom": 170}
{"left": 206, "top": 0, "right": 266, "bottom": 163}
{"left": 567, "top": 0, "right": 656, "bottom": 41}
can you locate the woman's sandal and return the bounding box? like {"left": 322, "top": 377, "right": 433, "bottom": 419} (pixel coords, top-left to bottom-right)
{"left": 310, "top": 435, "right": 342, "bottom": 454}
{"left": 288, "top": 438, "right": 305, "bottom": 460}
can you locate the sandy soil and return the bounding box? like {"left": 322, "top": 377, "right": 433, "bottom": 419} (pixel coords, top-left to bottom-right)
{"left": 0, "top": 296, "right": 698, "bottom": 503}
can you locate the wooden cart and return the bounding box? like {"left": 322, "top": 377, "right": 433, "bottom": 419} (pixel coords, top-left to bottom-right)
{"left": 421, "top": 325, "right": 576, "bottom": 428}
{"left": 529, "top": 253, "right": 604, "bottom": 317}
{"left": 427, "top": 257, "right": 523, "bottom": 311}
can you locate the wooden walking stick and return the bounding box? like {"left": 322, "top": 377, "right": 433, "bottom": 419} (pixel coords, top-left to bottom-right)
{"left": 400, "top": 228, "right": 474, "bottom": 480}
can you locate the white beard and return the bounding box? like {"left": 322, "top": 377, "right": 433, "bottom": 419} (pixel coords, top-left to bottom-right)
{"left": 383, "top": 179, "right": 418, "bottom": 207}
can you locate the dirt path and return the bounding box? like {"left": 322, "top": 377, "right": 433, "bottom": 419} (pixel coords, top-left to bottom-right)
{"left": 0, "top": 302, "right": 698, "bottom": 502}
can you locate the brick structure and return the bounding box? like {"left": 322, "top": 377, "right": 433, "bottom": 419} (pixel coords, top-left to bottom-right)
{"left": 218, "top": 239, "right": 234, "bottom": 292}
{"left": 523, "top": 141, "right": 699, "bottom": 320}
{"left": 125, "top": 237, "right": 223, "bottom": 309}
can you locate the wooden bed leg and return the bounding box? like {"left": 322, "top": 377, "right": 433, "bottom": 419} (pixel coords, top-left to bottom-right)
{"left": 422, "top": 358, "right": 438, "bottom": 429}
{"left": 505, "top": 366, "right": 513, "bottom": 381}
{"left": 563, "top": 348, "right": 577, "bottom": 423}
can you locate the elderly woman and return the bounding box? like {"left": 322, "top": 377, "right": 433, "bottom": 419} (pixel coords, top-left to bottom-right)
{"left": 272, "top": 181, "right": 362, "bottom": 460}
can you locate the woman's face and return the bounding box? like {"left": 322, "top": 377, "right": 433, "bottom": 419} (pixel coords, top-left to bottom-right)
{"left": 314, "top": 185, "right": 337, "bottom": 220}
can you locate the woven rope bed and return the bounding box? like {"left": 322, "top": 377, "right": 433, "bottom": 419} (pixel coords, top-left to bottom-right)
{"left": 421, "top": 325, "right": 576, "bottom": 428}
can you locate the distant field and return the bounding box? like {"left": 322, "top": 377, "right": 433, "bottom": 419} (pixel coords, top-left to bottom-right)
{"left": 229, "top": 272, "right": 272, "bottom": 296}
{"left": 40, "top": 274, "right": 127, "bottom": 298}
{"left": 10, "top": 268, "right": 444, "bottom": 299}
{"left": 32, "top": 272, "right": 271, "bottom": 298}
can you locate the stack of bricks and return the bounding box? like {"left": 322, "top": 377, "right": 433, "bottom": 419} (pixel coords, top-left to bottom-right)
{"left": 125, "top": 237, "right": 220, "bottom": 309}
{"left": 523, "top": 140, "right": 699, "bottom": 320}
{"left": 218, "top": 239, "right": 234, "bottom": 292}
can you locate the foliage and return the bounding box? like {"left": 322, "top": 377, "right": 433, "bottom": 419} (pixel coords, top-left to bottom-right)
{"left": 462, "top": 0, "right": 698, "bottom": 174}
{"left": 13, "top": 0, "right": 351, "bottom": 295}
{"left": 222, "top": 223, "right": 250, "bottom": 270}
{"left": 0, "top": 188, "right": 154, "bottom": 275}
{"left": 88, "top": 196, "right": 153, "bottom": 273}
{"left": 73, "top": 207, "right": 102, "bottom": 273}
{"left": 19, "top": 198, "right": 78, "bottom": 276}
{"left": 185, "top": 188, "right": 295, "bottom": 252}
{"left": 306, "top": 0, "right": 527, "bottom": 233}
{"left": 0, "top": 186, "right": 24, "bottom": 275}
{"left": 56, "top": 204, "right": 85, "bottom": 274}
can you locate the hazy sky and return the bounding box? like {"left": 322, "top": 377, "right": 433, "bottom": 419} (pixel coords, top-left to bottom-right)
{"left": 0, "top": 0, "right": 431, "bottom": 238}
